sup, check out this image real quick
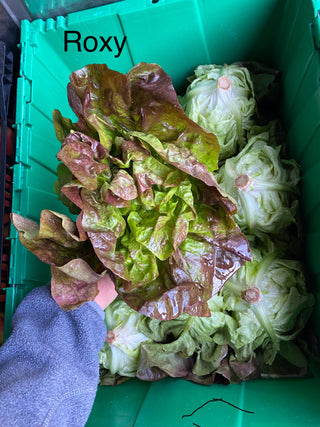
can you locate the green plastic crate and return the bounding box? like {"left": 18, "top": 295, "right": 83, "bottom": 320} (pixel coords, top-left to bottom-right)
{"left": 5, "top": 0, "right": 320, "bottom": 425}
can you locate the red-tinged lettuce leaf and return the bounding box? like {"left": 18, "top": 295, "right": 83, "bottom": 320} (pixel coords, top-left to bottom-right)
{"left": 169, "top": 236, "right": 216, "bottom": 300}
{"left": 76, "top": 212, "right": 88, "bottom": 242}
{"left": 128, "top": 62, "right": 181, "bottom": 109}
{"left": 79, "top": 188, "right": 131, "bottom": 280}
{"left": 10, "top": 211, "right": 92, "bottom": 266}
{"left": 70, "top": 64, "right": 131, "bottom": 120}
{"left": 132, "top": 156, "right": 176, "bottom": 195}
{"left": 213, "top": 246, "right": 249, "bottom": 292}
{"left": 61, "top": 180, "right": 85, "bottom": 210}
{"left": 190, "top": 204, "right": 251, "bottom": 294}
{"left": 80, "top": 188, "right": 126, "bottom": 237}
{"left": 128, "top": 62, "right": 220, "bottom": 172}
{"left": 107, "top": 170, "right": 138, "bottom": 201}
{"left": 136, "top": 104, "right": 220, "bottom": 173}
{"left": 86, "top": 230, "right": 128, "bottom": 280}
{"left": 172, "top": 206, "right": 195, "bottom": 249}
{"left": 131, "top": 131, "right": 219, "bottom": 187}
{"left": 54, "top": 163, "right": 82, "bottom": 215}
{"left": 195, "top": 180, "right": 238, "bottom": 215}
{"left": 100, "top": 168, "right": 138, "bottom": 208}
{"left": 120, "top": 139, "right": 150, "bottom": 163}
{"left": 57, "top": 132, "right": 111, "bottom": 191}
{"left": 100, "top": 185, "right": 131, "bottom": 208}
{"left": 189, "top": 204, "right": 251, "bottom": 261}
{"left": 52, "top": 108, "right": 98, "bottom": 144}
{"left": 119, "top": 258, "right": 212, "bottom": 320}
{"left": 37, "top": 210, "right": 82, "bottom": 246}
{"left": 68, "top": 64, "right": 134, "bottom": 147}
{"left": 51, "top": 259, "right": 104, "bottom": 310}
{"left": 67, "top": 131, "right": 109, "bottom": 160}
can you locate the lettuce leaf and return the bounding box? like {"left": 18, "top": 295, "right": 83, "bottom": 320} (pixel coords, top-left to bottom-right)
{"left": 10, "top": 211, "right": 93, "bottom": 266}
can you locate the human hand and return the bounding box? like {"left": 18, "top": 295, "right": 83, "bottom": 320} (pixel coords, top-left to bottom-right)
{"left": 94, "top": 274, "right": 118, "bottom": 310}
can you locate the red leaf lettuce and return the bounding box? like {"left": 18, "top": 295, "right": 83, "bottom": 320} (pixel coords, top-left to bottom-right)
{"left": 11, "top": 63, "right": 251, "bottom": 320}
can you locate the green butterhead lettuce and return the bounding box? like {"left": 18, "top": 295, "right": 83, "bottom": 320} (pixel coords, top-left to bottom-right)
{"left": 99, "top": 298, "right": 151, "bottom": 377}
{"left": 221, "top": 238, "right": 315, "bottom": 366}
{"left": 180, "top": 63, "right": 256, "bottom": 160}
{"left": 215, "top": 131, "right": 300, "bottom": 235}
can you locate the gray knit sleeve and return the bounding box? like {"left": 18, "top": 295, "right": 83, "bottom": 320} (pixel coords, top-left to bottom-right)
{"left": 0, "top": 284, "right": 107, "bottom": 427}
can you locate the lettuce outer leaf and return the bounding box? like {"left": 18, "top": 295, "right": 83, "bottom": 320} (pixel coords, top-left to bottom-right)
{"left": 130, "top": 131, "right": 219, "bottom": 188}
{"left": 57, "top": 132, "right": 110, "bottom": 191}
{"left": 10, "top": 211, "right": 92, "bottom": 266}
{"left": 54, "top": 163, "right": 81, "bottom": 215}
{"left": 51, "top": 259, "right": 102, "bottom": 310}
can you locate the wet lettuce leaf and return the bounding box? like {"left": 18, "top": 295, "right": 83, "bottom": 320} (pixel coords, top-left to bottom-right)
{"left": 10, "top": 211, "right": 92, "bottom": 266}
{"left": 53, "top": 163, "right": 81, "bottom": 215}
{"left": 51, "top": 259, "right": 103, "bottom": 310}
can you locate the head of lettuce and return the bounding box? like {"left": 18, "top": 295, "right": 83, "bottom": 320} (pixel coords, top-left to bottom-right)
{"left": 180, "top": 63, "right": 256, "bottom": 160}
{"left": 11, "top": 62, "right": 251, "bottom": 321}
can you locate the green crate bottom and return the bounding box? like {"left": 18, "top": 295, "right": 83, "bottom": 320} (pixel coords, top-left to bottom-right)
{"left": 87, "top": 365, "right": 320, "bottom": 427}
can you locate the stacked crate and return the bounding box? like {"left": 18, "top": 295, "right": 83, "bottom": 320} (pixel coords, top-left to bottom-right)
{"left": 0, "top": 42, "right": 13, "bottom": 343}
